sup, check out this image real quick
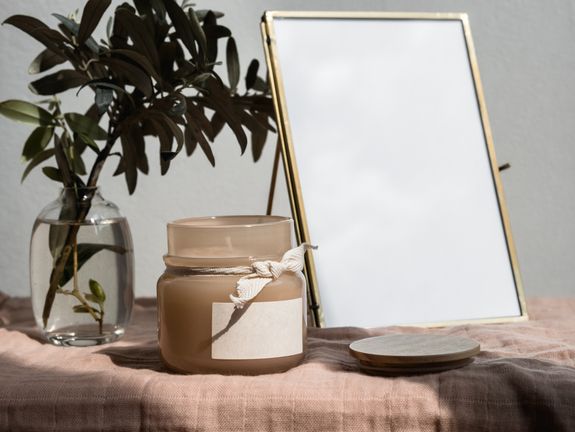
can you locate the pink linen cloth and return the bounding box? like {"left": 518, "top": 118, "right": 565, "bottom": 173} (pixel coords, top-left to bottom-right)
{"left": 1, "top": 293, "right": 574, "bottom": 431}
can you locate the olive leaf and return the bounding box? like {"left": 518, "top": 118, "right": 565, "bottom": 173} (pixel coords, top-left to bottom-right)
{"left": 185, "top": 113, "right": 214, "bottom": 166}
{"left": 42, "top": 166, "right": 63, "bottom": 182}
{"left": 48, "top": 188, "right": 77, "bottom": 259}
{"left": 29, "top": 70, "right": 88, "bottom": 95}
{"left": 245, "top": 59, "right": 259, "bottom": 90}
{"left": 21, "top": 127, "right": 54, "bottom": 161}
{"left": 95, "top": 87, "right": 113, "bottom": 114}
{"left": 3, "top": 15, "right": 68, "bottom": 53}
{"left": 89, "top": 279, "right": 106, "bottom": 303}
{"left": 226, "top": 37, "right": 240, "bottom": 91}
{"left": 114, "top": 8, "right": 160, "bottom": 67}
{"left": 53, "top": 134, "right": 74, "bottom": 187}
{"left": 64, "top": 113, "right": 107, "bottom": 140}
{"left": 188, "top": 8, "right": 207, "bottom": 61}
{"left": 28, "top": 49, "right": 67, "bottom": 74}
{"left": 120, "top": 129, "right": 138, "bottom": 194}
{"left": 21, "top": 148, "right": 56, "bottom": 182}
{"left": 202, "top": 78, "right": 247, "bottom": 153}
{"left": 59, "top": 244, "right": 126, "bottom": 288}
{"left": 164, "top": 0, "right": 198, "bottom": 58}
{"left": 109, "top": 49, "right": 161, "bottom": 82}
{"left": 77, "top": 0, "right": 111, "bottom": 45}
{"left": 0, "top": 100, "right": 54, "bottom": 125}
{"left": 98, "top": 57, "right": 153, "bottom": 97}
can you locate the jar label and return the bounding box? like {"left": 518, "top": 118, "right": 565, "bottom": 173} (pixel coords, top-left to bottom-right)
{"left": 211, "top": 298, "right": 303, "bottom": 360}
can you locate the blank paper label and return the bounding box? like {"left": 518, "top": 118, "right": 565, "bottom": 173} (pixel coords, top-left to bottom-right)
{"left": 211, "top": 298, "right": 303, "bottom": 360}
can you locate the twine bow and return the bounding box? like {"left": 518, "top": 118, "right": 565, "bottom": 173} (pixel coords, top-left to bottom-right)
{"left": 230, "top": 243, "right": 316, "bottom": 309}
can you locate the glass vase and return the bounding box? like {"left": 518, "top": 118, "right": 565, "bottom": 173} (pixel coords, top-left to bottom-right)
{"left": 30, "top": 187, "right": 134, "bottom": 346}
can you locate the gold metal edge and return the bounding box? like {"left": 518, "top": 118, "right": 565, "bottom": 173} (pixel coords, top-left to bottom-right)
{"left": 262, "top": 11, "right": 527, "bottom": 328}
{"left": 261, "top": 17, "right": 324, "bottom": 327}
{"left": 398, "top": 313, "right": 529, "bottom": 329}
{"left": 461, "top": 15, "right": 529, "bottom": 320}
{"left": 265, "top": 11, "right": 466, "bottom": 20}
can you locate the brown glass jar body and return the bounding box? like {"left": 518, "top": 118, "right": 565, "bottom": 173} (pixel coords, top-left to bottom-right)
{"left": 157, "top": 216, "right": 306, "bottom": 375}
{"left": 158, "top": 270, "right": 306, "bottom": 374}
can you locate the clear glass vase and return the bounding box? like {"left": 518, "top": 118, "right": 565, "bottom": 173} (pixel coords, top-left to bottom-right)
{"left": 30, "top": 187, "right": 134, "bottom": 346}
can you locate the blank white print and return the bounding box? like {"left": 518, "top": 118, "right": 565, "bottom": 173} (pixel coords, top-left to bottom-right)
{"left": 272, "top": 17, "right": 521, "bottom": 327}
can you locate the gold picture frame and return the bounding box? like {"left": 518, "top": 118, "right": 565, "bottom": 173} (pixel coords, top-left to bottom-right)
{"left": 261, "top": 11, "right": 528, "bottom": 328}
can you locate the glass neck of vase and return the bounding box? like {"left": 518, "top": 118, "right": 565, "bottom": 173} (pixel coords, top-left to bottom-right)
{"left": 59, "top": 186, "right": 102, "bottom": 208}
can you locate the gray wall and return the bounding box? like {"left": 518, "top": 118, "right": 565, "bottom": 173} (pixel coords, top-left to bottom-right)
{"left": 1, "top": 0, "right": 573, "bottom": 298}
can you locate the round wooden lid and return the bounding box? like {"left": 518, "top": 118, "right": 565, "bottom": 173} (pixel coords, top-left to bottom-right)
{"left": 349, "top": 334, "right": 480, "bottom": 367}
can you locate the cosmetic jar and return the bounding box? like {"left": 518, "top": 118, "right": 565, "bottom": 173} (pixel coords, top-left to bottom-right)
{"left": 157, "top": 216, "right": 306, "bottom": 374}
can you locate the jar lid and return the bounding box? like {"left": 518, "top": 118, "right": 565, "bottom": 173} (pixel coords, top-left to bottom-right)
{"left": 349, "top": 334, "right": 480, "bottom": 375}
{"left": 165, "top": 215, "right": 293, "bottom": 267}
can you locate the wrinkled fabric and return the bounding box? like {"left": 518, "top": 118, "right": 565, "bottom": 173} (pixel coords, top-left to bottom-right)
{"left": 0, "top": 294, "right": 574, "bottom": 432}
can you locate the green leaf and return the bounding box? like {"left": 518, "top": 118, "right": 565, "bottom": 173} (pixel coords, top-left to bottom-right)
{"left": 78, "top": 133, "right": 100, "bottom": 154}
{"left": 28, "top": 49, "right": 67, "bottom": 74}
{"left": 110, "top": 49, "right": 161, "bottom": 82}
{"left": 188, "top": 8, "right": 207, "bottom": 60}
{"left": 49, "top": 188, "right": 77, "bottom": 258}
{"left": 73, "top": 305, "right": 91, "bottom": 313}
{"left": 3, "top": 15, "right": 68, "bottom": 53}
{"left": 186, "top": 100, "right": 214, "bottom": 139}
{"left": 168, "top": 95, "right": 187, "bottom": 117}
{"left": 185, "top": 113, "right": 214, "bottom": 166}
{"left": 21, "top": 127, "right": 53, "bottom": 161}
{"left": 131, "top": 128, "right": 149, "bottom": 174}
{"left": 0, "top": 100, "right": 54, "bottom": 126}
{"left": 95, "top": 87, "right": 113, "bottom": 114}
{"left": 89, "top": 279, "right": 106, "bottom": 303}
{"left": 114, "top": 8, "right": 160, "bottom": 68}
{"left": 250, "top": 112, "right": 269, "bottom": 162}
{"left": 85, "top": 293, "right": 99, "bottom": 303}
{"left": 226, "top": 37, "right": 240, "bottom": 91}
{"left": 53, "top": 134, "right": 74, "bottom": 187}
{"left": 21, "top": 148, "right": 55, "bottom": 182}
{"left": 245, "top": 59, "right": 259, "bottom": 90}
{"left": 29, "top": 70, "right": 88, "bottom": 95}
{"left": 59, "top": 243, "right": 126, "bottom": 288}
{"left": 52, "top": 14, "right": 101, "bottom": 53}
{"left": 77, "top": 0, "right": 111, "bottom": 45}
{"left": 204, "top": 25, "right": 231, "bottom": 40}
{"left": 42, "top": 166, "right": 63, "bottom": 182}
{"left": 202, "top": 78, "right": 247, "bottom": 153}
{"left": 76, "top": 79, "right": 134, "bottom": 106}
{"left": 164, "top": 0, "right": 198, "bottom": 58}
{"left": 113, "top": 157, "right": 125, "bottom": 176}
{"left": 70, "top": 143, "right": 87, "bottom": 175}
{"left": 147, "top": 119, "right": 173, "bottom": 175}
{"left": 120, "top": 130, "right": 138, "bottom": 194}
{"left": 52, "top": 13, "right": 79, "bottom": 34}
{"left": 252, "top": 76, "right": 268, "bottom": 93}
{"left": 210, "top": 111, "right": 225, "bottom": 139}
{"left": 184, "top": 125, "right": 197, "bottom": 156}
{"left": 98, "top": 57, "right": 153, "bottom": 97}
{"left": 64, "top": 113, "right": 107, "bottom": 140}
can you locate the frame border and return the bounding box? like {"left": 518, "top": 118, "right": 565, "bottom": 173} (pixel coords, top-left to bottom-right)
{"left": 261, "top": 11, "right": 528, "bottom": 328}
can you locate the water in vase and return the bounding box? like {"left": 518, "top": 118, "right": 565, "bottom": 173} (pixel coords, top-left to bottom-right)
{"left": 30, "top": 217, "right": 134, "bottom": 346}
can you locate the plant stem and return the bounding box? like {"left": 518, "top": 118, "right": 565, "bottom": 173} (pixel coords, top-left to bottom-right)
{"left": 42, "top": 123, "right": 118, "bottom": 329}
{"left": 73, "top": 238, "right": 79, "bottom": 292}
{"left": 98, "top": 304, "right": 104, "bottom": 335}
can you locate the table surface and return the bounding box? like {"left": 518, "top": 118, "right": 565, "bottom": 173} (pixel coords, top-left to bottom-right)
{"left": 1, "top": 294, "right": 574, "bottom": 432}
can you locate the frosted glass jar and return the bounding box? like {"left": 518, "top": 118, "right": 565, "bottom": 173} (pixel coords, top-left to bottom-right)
{"left": 157, "top": 216, "right": 306, "bottom": 375}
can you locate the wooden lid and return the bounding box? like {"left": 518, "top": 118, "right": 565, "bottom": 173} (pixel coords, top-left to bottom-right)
{"left": 349, "top": 334, "right": 480, "bottom": 372}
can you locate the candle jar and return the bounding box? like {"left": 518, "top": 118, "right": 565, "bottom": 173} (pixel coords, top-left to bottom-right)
{"left": 157, "top": 216, "right": 306, "bottom": 374}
